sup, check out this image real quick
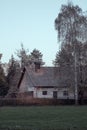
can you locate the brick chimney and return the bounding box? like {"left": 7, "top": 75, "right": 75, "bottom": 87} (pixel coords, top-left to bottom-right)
{"left": 34, "top": 61, "right": 41, "bottom": 72}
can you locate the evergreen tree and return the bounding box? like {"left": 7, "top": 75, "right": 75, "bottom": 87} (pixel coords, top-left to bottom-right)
{"left": 31, "top": 49, "right": 44, "bottom": 64}
{"left": 7, "top": 55, "right": 20, "bottom": 85}
{"left": 0, "top": 54, "right": 8, "bottom": 97}
{"left": 16, "top": 44, "right": 44, "bottom": 68}
{"left": 6, "top": 55, "right": 20, "bottom": 97}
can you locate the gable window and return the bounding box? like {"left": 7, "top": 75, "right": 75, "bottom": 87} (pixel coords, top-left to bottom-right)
{"left": 42, "top": 91, "right": 47, "bottom": 95}
{"left": 63, "top": 90, "right": 68, "bottom": 96}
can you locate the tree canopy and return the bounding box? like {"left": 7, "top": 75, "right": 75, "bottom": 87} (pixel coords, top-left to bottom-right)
{"left": 55, "top": 2, "right": 87, "bottom": 45}
{"left": 0, "top": 54, "right": 8, "bottom": 97}
{"left": 16, "top": 44, "right": 44, "bottom": 68}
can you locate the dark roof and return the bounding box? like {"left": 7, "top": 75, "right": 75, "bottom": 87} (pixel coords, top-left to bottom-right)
{"left": 17, "top": 65, "right": 74, "bottom": 89}
{"left": 25, "top": 66, "right": 71, "bottom": 88}
{"left": 25, "top": 67, "right": 58, "bottom": 87}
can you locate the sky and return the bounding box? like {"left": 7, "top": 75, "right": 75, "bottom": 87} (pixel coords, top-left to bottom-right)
{"left": 0, "top": 0, "right": 87, "bottom": 66}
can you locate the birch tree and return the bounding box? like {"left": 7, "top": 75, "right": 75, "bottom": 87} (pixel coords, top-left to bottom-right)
{"left": 54, "top": 2, "right": 87, "bottom": 104}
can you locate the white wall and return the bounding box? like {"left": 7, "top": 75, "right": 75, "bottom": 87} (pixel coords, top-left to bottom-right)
{"left": 28, "top": 87, "right": 74, "bottom": 99}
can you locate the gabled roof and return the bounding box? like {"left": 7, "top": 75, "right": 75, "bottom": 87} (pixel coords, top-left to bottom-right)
{"left": 25, "top": 67, "right": 58, "bottom": 87}
{"left": 18, "top": 65, "right": 73, "bottom": 89}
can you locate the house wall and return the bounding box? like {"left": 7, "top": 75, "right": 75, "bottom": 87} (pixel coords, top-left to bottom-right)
{"left": 18, "top": 74, "right": 26, "bottom": 93}
{"left": 28, "top": 87, "right": 74, "bottom": 99}
{"left": 19, "top": 71, "right": 29, "bottom": 93}
{"left": 18, "top": 71, "right": 74, "bottom": 99}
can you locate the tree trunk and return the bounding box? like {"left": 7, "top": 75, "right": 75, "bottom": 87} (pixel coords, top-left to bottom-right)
{"left": 74, "top": 45, "right": 78, "bottom": 105}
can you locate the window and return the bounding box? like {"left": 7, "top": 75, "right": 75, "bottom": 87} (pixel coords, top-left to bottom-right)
{"left": 63, "top": 90, "right": 68, "bottom": 96}
{"left": 53, "top": 91, "right": 57, "bottom": 99}
{"left": 42, "top": 91, "right": 47, "bottom": 95}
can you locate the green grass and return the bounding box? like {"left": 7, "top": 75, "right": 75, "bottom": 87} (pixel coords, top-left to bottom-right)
{"left": 0, "top": 106, "right": 87, "bottom": 130}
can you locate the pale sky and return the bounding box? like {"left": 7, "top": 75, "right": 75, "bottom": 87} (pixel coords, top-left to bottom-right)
{"left": 0, "top": 0, "right": 87, "bottom": 66}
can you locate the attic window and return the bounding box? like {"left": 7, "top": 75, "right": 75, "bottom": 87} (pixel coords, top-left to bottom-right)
{"left": 42, "top": 91, "right": 47, "bottom": 95}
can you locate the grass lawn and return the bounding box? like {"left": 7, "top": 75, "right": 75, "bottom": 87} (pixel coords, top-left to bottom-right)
{"left": 0, "top": 106, "right": 87, "bottom": 130}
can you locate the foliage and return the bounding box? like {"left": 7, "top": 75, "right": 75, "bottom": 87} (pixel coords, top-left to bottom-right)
{"left": 6, "top": 55, "right": 21, "bottom": 97}
{"left": 54, "top": 42, "right": 87, "bottom": 87}
{"left": 55, "top": 2, "right": 87, "bottom": 45}
{"left": 7, "top": 55, "right": 20, "bottom": 85}
{"left": 54, "top": 44, "right": 74, "bottom": 67}
{"left": 54, "top": 42, "right": 87, "bottom": 66}
{"left": 0, "top": 80, "right": 8, "bottom": 96}
{"left": 30, "top": 48, "right": 44, "bottom": 65}
{"left": 0, "top": 53, "right": 2, "bottom": 60}
{"left": 16, "top": 43, "right": 31, "bottom": 68}
{"left": 16, "top": 44, "right": 44, "bottom": 68}
{"left": 54, "top": 2, "right": 87, "bottom": 104}
{"left": 54, "top": 2, "right": 87, "bottom": 69}
{"left": 0, "top": 57, "right": 8, "bottom": 96}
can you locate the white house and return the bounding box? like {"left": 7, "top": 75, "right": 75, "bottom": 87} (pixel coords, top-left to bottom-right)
{"left": 17, "top": 62, "right": 74, "bottom": 99}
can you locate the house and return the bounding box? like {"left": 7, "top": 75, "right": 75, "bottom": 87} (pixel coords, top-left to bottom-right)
{"left": 17, "top": 62, "right": 74, "bottom": 100}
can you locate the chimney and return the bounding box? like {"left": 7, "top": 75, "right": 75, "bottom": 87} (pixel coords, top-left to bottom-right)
{"left": 34, "top": 61, "right": 41, "bottom": 72}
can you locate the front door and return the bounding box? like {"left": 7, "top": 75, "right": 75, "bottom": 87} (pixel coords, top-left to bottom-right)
{"left": 53, "top": 91, "right": 57, "bottom": 99}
